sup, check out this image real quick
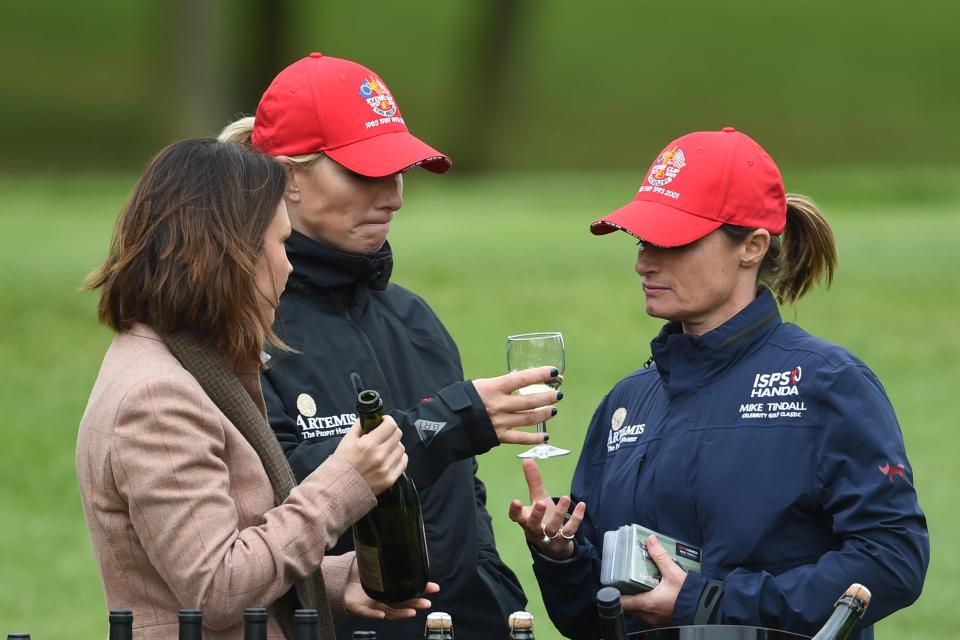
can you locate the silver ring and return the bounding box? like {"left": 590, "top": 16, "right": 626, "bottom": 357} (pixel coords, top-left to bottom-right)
{"left": 559, "top": 528, "right": 576, "bottom": 540}
{"left": 541, "top": 524, "right": 559, "bottom": 544}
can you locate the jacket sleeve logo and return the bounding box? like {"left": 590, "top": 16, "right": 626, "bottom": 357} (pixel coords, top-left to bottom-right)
{"left": 879, "top": 461, "right": 907, "bottom": 482}
{"left": 415, "top": 419, "right": 446, "bottom": 446}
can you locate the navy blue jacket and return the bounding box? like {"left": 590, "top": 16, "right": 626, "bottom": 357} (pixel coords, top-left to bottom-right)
{"left": 262, "top": 232, "right": 525, "bottom": 640}
{"left": 533, "top": 289, "right": 928, "bottom": 640}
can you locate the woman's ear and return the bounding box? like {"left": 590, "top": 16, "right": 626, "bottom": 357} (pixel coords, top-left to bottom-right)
{"left": 741, "top": 229, "right": 770, "bottom": 268}
{"left": 276, "top": 156, "right": 301, "bottom": 203}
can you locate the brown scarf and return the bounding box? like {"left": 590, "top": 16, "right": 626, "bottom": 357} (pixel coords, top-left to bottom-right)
{"left": 164, "top": 332, "right": 336, "bottom": 640}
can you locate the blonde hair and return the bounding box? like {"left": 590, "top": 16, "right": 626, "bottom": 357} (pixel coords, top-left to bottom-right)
{"left": 218, "top": 116, "right": 323, "bottom": 168}
{"left": 721, "top": 193, "right": 837, "bottom": 305}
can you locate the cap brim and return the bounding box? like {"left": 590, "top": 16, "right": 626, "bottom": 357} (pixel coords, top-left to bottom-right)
{"left": 590, "top": 199, "right": 722, "bottom": 247}
{"left": 324, "top": 131, "right": 452, "bottom": 178}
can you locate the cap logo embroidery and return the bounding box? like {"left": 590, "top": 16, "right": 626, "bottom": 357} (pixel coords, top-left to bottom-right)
{"left": 646, "top": 146, "right": 686, "bottom": 187}
{"left": 359, "top": 76, "right": 397, "bottom": 117}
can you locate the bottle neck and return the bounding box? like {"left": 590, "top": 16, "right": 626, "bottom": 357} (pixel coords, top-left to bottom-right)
{"left": 812, "top": 596, "right": 866, "bottom": 640}
{"left": 359, "top": 408, "right": 384, "bottom": 434}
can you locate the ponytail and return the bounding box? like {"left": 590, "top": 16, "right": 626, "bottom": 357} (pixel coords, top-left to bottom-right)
{"left": 770, "top": 194, "right": 837, "bottom": 305}
{"left": 218, "top": 116, "right": 255, "bottom": 144}
{"left": 721, "top": 193, "right": 837, "bottom": 305}
{"left": 218, "top": 116, "right": 324, "bottom": 169}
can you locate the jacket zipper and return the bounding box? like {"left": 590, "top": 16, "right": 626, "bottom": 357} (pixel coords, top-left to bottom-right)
{"left": 343, "top": 304, "right": 394, "bottom": 408}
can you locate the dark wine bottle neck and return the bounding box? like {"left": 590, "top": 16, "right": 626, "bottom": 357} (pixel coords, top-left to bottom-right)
{"left": 108, "top": 610, "right": 133, "bottom": 640}
{"left": 812, "top": 596, "right": 866, "bottom": 640}
{"left": 357, "top": 389, "right": 385, "bottom": 434}
{"left": 178, "top": 609, "right": 203, "bottom": 640}
{"left": 359, "top": 409, "right": 384, "bottom": 433}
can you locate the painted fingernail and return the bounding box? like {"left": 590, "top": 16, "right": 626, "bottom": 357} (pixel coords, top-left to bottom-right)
{"left": 551, "top": 407, "right": 558, "bottom": 416}
{"left": 556, "top": 391, "right": 564, "bottom": 401}
{"left": 550, "top": 367, "right": 559, "bottom": 377}
{"left": 543, "top": 434, "right": 550, "bottom": 443}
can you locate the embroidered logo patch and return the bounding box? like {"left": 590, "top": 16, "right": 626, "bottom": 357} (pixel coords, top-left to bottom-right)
{"left": 646, "top": 146, "right": 686, "bottom": 187}
{"left": 879, "top": 461, "right": 907, "bottom": 482}
{"left": 296, "top": 393, "right": 317, "bottom": 418}
{"left": 611, "top": 407, "right": 628, "bottom": 432}
{"left": 359, "top": 75, "right": 397, "bottom": 117}
{"left": 415, "top": 419, "right": 446, "bottom": 446}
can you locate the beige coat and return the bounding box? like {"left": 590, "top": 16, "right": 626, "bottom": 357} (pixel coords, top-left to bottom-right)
{"left": 76, "top": 327, "right": 376, "bottom": 638}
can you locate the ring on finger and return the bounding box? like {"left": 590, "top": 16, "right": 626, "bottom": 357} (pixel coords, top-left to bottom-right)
{"left": 541, "top": 523, "right": 559, "bottom": 544}
{"left": 559, "top": 527, "right": 576, "bottom": 540}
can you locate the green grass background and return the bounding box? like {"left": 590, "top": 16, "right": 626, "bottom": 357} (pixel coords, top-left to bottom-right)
{"left": 1, "top": 169, "right": 957, "bottom": 637}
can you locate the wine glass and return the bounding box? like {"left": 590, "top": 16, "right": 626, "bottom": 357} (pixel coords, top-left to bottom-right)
{"left": 506, "top": 331, "right": 569, "bottom": 459}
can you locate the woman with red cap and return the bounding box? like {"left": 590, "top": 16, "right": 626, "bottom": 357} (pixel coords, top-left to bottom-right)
{"left": 220, "top": 53, "right": 560, "bottom": 640}
{"left": 508, "top": 128, "right": 928, "bottom": 639}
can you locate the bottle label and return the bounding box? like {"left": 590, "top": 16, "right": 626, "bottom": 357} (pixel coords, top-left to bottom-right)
{"left": 354, "top": 540, "right": 385, "bottom": 591}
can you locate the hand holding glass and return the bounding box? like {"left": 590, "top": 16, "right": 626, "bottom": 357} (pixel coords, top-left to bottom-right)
{"left": 506, "top": 332, "right": 569, "bottom": 459}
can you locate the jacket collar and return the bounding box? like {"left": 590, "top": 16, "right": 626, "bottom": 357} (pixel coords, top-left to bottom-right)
{"left": 650, "top": 288, "right": 781, "bottom": 397}
{"left": 285, "top": 229, "right": 393, "bottom": 293}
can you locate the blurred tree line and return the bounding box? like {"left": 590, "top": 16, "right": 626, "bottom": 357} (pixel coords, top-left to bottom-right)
{"left": 1, "top": 0, "right": 957, "bottom": 173}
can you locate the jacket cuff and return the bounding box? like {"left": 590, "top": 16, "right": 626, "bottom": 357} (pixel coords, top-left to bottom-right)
{"left": 321, "top": 552, "right": 356, "bottom": 617}
{"left": 530, "top": 536, "right": 592, "bottom": 571}
{"left": 673, "top": 570, "right": 707, "bottom": 625}
{"left": 443, "top": 380, "right": 498, "bottom": 453}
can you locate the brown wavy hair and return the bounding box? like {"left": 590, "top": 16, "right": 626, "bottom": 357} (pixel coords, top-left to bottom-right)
{"left": 85, "top": 138, "right": 287, "bottom": 368}
{"left": 721, "top": 193, "right": 838, "bottom": 305}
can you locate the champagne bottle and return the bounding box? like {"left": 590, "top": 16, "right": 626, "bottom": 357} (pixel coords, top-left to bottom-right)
{"left": 508, "top": 611, "right": 535, "bottom": 640}
{"left": 243, "top": 607, "right": 267, "bottom": 640}
{"left": 811, "top": 584, "right": 872, "bottom": 640}
{"left": 294, "top": 609, "right": 317, "bottom": 640}
{"left": 424, "top": 612, "right": 453, "bottom": 639}
{"left": 109, "top": 609, "right": 133, "bottom": 640}
{"left": 178, "top": 609, "right": 203, "bottom": 640}
{"left": 596, "top": 587, "right": 627, "bottom": 640}
{"left": 351, "top": 389, "right": 430, "bottom": 603}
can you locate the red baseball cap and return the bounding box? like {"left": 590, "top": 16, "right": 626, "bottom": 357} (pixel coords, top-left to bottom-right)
{"left": 591, "top": 128, "right": 786, "bottom": 246}
{"left": 252, "top": 53, "right": 452, "bottom": 177}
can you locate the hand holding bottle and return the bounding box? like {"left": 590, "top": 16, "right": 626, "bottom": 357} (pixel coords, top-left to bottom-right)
{"left": 344, "top": 556, "right": 439, "bottom": 620}
{"left": 508, "top": 459, "right": 586, "bottom": 560}
{"left": 472, "top": 366, "right": 563, "bottom": 445}
{"left": 333, "top": 418, "right": 407, "bottom": 494}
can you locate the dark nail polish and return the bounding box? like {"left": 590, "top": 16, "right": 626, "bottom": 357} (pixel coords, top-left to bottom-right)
{"left": 551, "top": 407, "right": 558, "bottom": 416}
{"left": 543, "top": 434, "right": 550, "bottom": 443}
{"left": 550, "top": 368, "right": 559, "bottom": 377}
{"left": 557, "top": 391, "right": 564, "bottom": 401}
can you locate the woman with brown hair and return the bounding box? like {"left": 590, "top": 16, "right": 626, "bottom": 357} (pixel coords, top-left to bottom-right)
{"left": 509, "top": 128, "right": 929, "bottom": 639}
{"left": 77, "top": 138, "right": 435, "bottom": 639}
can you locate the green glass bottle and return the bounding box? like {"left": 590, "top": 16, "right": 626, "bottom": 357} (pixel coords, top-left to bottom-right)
{"left": 351, "top": 389, "right": 430, "bottom": 603}
{"left": 596, "top": 588, "right": 627, "bottom": 640}
{"left": 294, "top": 609, "right": 317, "bottom": 640}
{"left": 243, "top": 607, "right": 267, "bottom": 640}
{"left": 108, "top": 609, "right": 133, "bottom": 640}
{"left": 811, "top": 584, "right": 871, "bottom": 640}
{"left": 177, "top": 609, "right": 202, "bottom": 640}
